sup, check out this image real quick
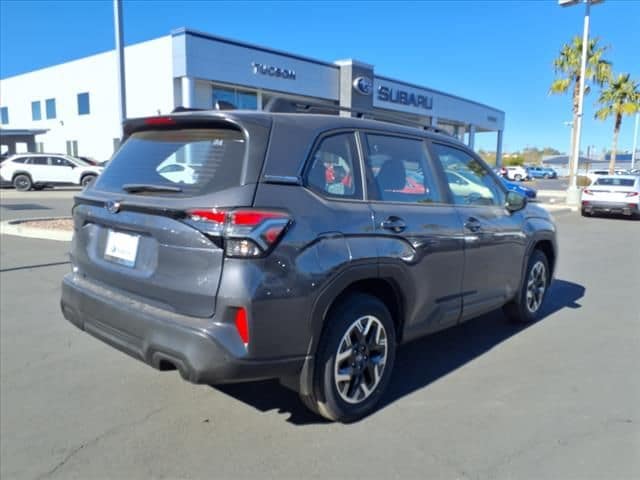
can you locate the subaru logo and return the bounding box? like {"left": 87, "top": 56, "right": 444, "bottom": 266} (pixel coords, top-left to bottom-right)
{"left": 106, "top": 200, "right": 121, "bottom": 214}
{"left": 353, "top": 76, "right": 373, "bottom": 96}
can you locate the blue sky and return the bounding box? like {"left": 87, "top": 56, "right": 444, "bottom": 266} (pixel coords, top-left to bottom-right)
{"left": 1, "top": 0, "right": 639, "bottom": 153}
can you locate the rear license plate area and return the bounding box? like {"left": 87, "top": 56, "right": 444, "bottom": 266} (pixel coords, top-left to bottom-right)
{"left": 104, "top": 230, "right": 140, "bottom": 267}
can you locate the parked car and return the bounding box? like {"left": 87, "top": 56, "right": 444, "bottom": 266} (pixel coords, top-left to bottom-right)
{"left": 581, "top": 175, "right": 640, "bottom": 218}
{"left": 60, "top": 105, "right": 557, "bottom": 422}
{"left": 586, "top": 169, "right": 630, "bottom": 185}
{"left": 0, "top": 153, "right": 104, "bottom": 191}
{"left": 504, "top": 165, "right": 529, "bottom": 181}
{"left": 501, "top": 177, "right": 537, "bottom": 199}
{"left": 526, "top": 166, "right": 557, "bottom": 179}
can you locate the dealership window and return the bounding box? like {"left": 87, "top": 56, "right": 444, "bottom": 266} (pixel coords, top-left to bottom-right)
{"left": 45, "top": 98, "right": 56, "bottom": 119}
{"left": 31, "top": 101, "right": 42, "bottom": 121}
{"left": 0, "top": 107, "right": 8, "bottom": 124}
{"left": 66, "top": 140, "right": 78, "bottom": 156}
{"left": 212, "top": 86, "right": 257, "bottom": 110}
{"left": 77, "top": 92, "right": 90, "bottom": 115}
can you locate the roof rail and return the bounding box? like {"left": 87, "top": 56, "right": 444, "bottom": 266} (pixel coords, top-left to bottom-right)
{"left": 263, "top": 97, "right": 455, "bottom": 137}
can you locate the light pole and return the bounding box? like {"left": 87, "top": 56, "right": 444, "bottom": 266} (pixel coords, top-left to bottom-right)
{"left": 563, "top": 121, "right": 573, "bottom": 177}
{"left": 559, "top": 0, "right": 604, "bottom": 204}
{"left": 632, "top": 112, "right": 639, "bottom": 170}
{"left": 113, "top": 0, "right": 127, "bottom": 138}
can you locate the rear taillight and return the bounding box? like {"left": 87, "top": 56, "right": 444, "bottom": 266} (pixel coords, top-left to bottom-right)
{"left": 625, "top": 192, "right": 639, "bottom": 197}
{"left": 186, "top": 208, "right": 291, "bottom": 258}
{"left": 583, "top": 189, "right": 593, "bottom": 195}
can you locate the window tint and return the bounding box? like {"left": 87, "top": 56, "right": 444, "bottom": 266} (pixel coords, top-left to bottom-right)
{"left": 94, "top": 129, "right": 246, "bottom": 196}
{"left": 77, "top": 92, "right": 90, "bottom": 115}
{"left": 594, "top": 177, "right": 635, "bottom": 187}
{"left": 28, "top": 157, "right": 48, "bottom": 166}
{"left": 364, "top": 134, "right": 439, "bottom": 204}
{"left": 0, "top": 107, "right": 8, "bottom": 124}
{"left": 45, "top": 98, "right": 56, "bottom": 119}
{"left": 50, "top": 157, "right": 73, "bottom": 167}
{"left": 306, "top": 133, "right": 362, "bottom": 199}
{"left": 31, "top": 101, "right": 41, "bottom": 121}
{"left": 432, "top": 143, "right": 502, "bottom": 206}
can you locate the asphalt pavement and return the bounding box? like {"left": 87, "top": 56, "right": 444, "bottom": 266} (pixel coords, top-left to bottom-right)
{"left": 0, "top": 193, "right": 639, "bottom": 480}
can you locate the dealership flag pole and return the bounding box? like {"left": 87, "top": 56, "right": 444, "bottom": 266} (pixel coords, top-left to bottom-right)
{"left": 113, "top": 0, "right": 127, "bottom": 137}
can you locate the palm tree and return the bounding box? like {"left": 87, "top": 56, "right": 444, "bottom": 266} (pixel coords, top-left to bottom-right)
{"left": 595, "top": 74, "right": 640, "bottom": 174}
{"left": 550, "top": 36, "right": 611, "bottom": 178}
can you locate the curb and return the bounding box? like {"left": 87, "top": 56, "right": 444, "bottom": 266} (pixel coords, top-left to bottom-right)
{"left": 0, "top": 217, "right": 73, "bottom": 242}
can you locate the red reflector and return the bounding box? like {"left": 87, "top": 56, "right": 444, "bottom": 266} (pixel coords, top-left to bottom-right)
{"left": 582, "top": 201, "right": 590, "bottom": 205}
{"left": 235, "top": 308, "right": 249, "bottom": 345}
{"left": 189, "top": 209, "right": 226, "bottom": 223}
{"left": 262, "top": 226, "right": 285, "bottom": 244}
{"left": 231, "top": 210, "right": 286, "bottom": 226}
{"left": 144, "top": 116, "right": 175, "bottom": 126}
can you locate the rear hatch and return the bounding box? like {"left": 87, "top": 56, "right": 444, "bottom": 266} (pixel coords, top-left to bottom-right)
{"left": 71, "top": 114, "right": 271, "bottom": 318}
{"left": 586, "top": 177, "right": 638, "bottom": 203}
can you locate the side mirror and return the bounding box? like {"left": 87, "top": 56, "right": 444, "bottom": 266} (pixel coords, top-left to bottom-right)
{"left": 505, "top": 190, "right": 527, "bottom": 212}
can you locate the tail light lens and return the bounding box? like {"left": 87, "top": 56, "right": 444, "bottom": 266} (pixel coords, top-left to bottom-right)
{"left": 186, "top": 208, "right": 291, "bottom": 258}
{"left": 625, "top": 192, "right": 639, "bottom": 197}
{"left": 583, "top": 189, "right": 592, "bottom": 195}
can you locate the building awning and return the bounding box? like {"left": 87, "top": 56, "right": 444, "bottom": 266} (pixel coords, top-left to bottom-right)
{"left": 0, "top": 128, "right": 49, "bottom": 138}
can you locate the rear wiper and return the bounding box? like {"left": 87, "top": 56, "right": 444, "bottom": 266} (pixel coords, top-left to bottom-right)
{"left": 122, "top": 183, "right": 183, "bottom": 193}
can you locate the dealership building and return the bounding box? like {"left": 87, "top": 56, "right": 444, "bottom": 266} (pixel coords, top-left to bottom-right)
{"left": 0, "top": 28, "right": 505, "bottom": 162}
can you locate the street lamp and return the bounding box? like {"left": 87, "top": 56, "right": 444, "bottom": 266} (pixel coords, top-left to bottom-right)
{"left": 559, "top": 0, "right": 604, "bottom": 205}
{"left": 632, "top": 112, "right": 639, "bottom": 170}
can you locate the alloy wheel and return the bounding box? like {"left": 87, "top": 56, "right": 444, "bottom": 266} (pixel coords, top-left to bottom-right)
{"left": 334, "top": 315, "right": 388, "bottom": 404}
{"left": 526, "top": 261, "right": 547, "bottom": 313}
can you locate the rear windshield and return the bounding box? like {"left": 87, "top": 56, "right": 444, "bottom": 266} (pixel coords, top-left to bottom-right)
{"left": 94, "top": 129, "right": 246, "bottom": 196}
{"left": 594, "top": 178, "right": 635, "bottom": 187}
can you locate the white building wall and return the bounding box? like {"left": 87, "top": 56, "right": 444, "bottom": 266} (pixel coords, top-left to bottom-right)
{"left": 0, "top": 36, "right": 174, "bottom": 161}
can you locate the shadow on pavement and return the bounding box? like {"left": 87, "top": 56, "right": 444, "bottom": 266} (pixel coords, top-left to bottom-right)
{"left": 213, "top": 279, "right": 585, "bottom": 426}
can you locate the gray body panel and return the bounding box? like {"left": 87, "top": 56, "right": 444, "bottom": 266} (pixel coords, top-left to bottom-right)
{"left": 61, "top": 109, "right": 557, "bottom": 386}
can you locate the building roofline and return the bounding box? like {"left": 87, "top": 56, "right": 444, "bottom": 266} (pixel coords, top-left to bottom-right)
{"left": 172, "top": 27, "right": 339, "bottom": 69}
{"left": 375, "top": 74, "right": 505, "bottom": 115}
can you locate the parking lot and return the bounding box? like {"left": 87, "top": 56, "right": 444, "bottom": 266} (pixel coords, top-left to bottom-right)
{"left": 1, "top": 190, "right": 639, "bottom": 479}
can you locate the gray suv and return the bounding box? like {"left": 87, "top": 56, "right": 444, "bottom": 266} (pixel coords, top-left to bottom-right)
{"left": 61, "top": 106, "right": 557, "bottom": 422}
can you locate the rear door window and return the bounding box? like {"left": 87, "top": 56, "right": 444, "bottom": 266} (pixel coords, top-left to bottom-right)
{"left": 363, "top": 134, "right": 441, "bottom": 204}
{"left": 94, "top": 129, "right": 246, "bottom": 196}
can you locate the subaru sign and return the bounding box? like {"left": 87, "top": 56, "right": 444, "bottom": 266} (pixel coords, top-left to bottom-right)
{"left": 353, "top": 76, "right": 373, "bottom": 95}
{"left": 377, "top": 86, "right": 433, "bottom": 110}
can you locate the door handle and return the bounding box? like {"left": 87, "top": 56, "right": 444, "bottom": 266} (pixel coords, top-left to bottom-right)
{"left": 381, "top": 216, "right": 407, "bottom": 233}
{"left": 464, "top": 217, "right": 482, "bottom": 233}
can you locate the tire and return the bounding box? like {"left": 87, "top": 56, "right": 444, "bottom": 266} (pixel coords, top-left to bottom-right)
{"left": 514, "top": 174, "right": 522, "bottom": 182}
{"left": 81, "top": 175, "right": 97, "bottom": 188}
{"left": 543, "top": 174, "right": 549, "bottom": 179}
{"left": 581, "top": 208, "right": 590, "bottom": 217}
{"left": 299, "top": 294, "right": 396, "bottom": 422}
{"left": 503, "top": 249, "right": 550, "bottom": 324}
{"left": 13, "top": 174, "right": 32, "bottom": 191}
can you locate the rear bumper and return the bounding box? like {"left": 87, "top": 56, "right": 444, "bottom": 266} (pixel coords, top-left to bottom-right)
{"left": 61, "top": 273, "right": 307, "bottom": 384}
{"left": 582, "top": 201, "right": 639, "bottom": 215}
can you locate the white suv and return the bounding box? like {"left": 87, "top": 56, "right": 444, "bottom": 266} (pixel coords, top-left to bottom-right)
{"left": 504, "top": 166, "right": 529, "bottom": 181}
{"left": 0, "top": 153, "right": 104, "bottom": 191}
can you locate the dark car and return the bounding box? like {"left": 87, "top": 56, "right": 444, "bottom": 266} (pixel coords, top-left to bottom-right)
{"left": 501, "top": 177, "right": 537, "bottom": 199}
{"left": 61, "top": 103, "right": 557, "bottom": 422}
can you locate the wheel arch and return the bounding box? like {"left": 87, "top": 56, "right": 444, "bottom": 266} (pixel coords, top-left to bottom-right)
{"left": 296, "top": 264, "right": 407, "bottom": 396}
{"left": 11, "top": 170, "right": 33, "bottom": 182}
